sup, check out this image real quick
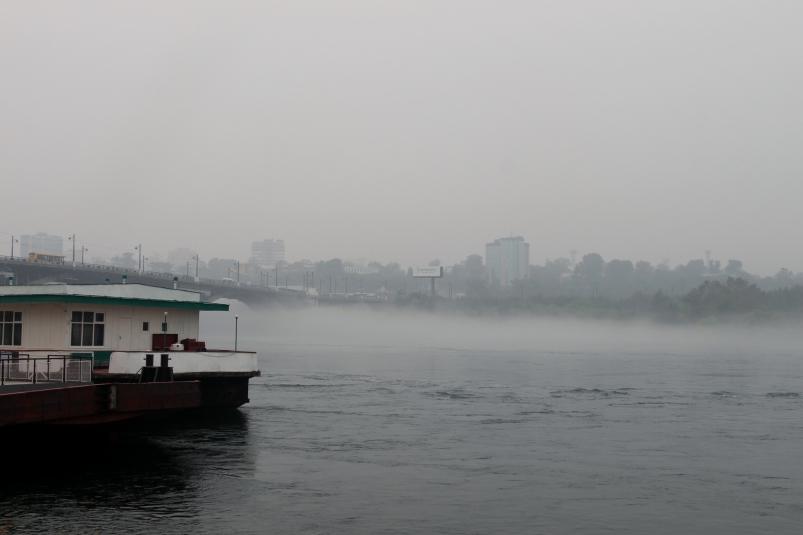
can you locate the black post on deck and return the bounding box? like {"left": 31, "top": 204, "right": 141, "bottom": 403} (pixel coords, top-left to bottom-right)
{"left": 159, "top": 354, "right": 173, "bottom": 382}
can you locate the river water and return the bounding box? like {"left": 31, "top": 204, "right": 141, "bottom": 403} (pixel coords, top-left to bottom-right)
{"left": 1, "top": 313, "right": 803, "bottom": 534}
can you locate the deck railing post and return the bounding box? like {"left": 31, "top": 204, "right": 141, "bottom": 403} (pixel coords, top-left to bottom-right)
{"left": 63, "top": 356, "right": 66, "bottom": 382}
{"left": 32, "top": 359, "right": 36, "bottom": 384}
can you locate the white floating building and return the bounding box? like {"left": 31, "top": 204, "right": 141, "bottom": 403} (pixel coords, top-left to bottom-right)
{"left": 0, "top": 283, "right": 258, "bottom": 407}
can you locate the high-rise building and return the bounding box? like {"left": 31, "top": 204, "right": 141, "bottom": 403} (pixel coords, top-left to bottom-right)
{"left": 20, "top": 233, "right": 63, "bottom": 258}
{"left": 251, "top": 239, "right": 285, "bottom": 267}
{"left": 485, "top": 236, "right": 530, "bottom": 286}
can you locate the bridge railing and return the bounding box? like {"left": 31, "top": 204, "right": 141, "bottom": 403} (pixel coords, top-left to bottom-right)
{"left": 0, "top": 255, "right": 310, "bottom": 295}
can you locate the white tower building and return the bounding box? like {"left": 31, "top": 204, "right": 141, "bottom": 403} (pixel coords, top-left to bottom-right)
{"left": 485, "top": 236, "right": 530, "bottom": 287}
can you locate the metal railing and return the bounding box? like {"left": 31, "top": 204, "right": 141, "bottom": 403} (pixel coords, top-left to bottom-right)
{"left": 0, "top": 254, "right": 310, "bottom": 295}
{"left": 0, "top": 352, "right": 93, "bottom": 386}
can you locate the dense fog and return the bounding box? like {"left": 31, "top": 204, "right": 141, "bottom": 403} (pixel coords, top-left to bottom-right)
{"left": 202, "top": 301, "right": 803, "bottom": 356}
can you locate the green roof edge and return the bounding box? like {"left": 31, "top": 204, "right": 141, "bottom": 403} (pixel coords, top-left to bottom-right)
{"left": 0, "top": 294, "right": 229, "bottom": 311}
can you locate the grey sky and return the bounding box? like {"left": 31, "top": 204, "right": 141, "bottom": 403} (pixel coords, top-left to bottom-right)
{"left": 2, "top": 1, "right": 801, "bottom": 274}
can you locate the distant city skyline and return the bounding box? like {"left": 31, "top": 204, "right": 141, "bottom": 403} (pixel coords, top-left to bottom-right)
{"left": 1, "top": 228, "right": 792, "bottom": 279}
{"left": 2, "top": 2, "right": 802, "bottom": 276}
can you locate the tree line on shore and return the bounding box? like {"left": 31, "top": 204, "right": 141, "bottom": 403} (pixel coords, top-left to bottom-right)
{"left": 104, "top": 249, "right": 803, "bottom": 321}
{"left": 397, "top": 276, "right": 803, "bottom": 323}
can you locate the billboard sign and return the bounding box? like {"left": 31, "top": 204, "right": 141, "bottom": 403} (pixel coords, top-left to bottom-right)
{"left": 413, "top": 266, "right": 444, "bottom": 278}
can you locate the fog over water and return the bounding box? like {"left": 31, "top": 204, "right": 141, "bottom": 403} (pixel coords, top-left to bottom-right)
{"left": 203, "top": 301, "right": 803, "bottom": 356}
{"left": 3, "top": 1, "right": 803, "bottom": 532}
{"left": 3, "top": 309, "right": 803, "bottom": 533}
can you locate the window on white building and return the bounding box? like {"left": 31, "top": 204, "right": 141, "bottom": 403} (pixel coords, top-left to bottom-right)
{"left": 71, "top": 311, "right": 105, "bottom": 346}
{"left": 0, "top": 311, "right": 22, "bottom": 346}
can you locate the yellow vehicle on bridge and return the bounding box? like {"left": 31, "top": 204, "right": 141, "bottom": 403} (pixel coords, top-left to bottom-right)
{"left": 27, "top": 252, "right": 65, "bottom": 264}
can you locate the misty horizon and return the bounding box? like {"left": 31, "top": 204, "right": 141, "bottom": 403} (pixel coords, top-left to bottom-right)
{"left": 0, "top": 229, "right": 798, "bottom": 279}
{"left": 4, "top": 3, "right": 803, "bottom": 533}
{"left": 3, "top": 1, "right": 802, "bottom": 276}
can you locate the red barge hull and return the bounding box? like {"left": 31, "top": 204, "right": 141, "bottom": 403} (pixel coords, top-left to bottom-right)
{"left": 0, "top": 382, "right": 201, "bottom": 428}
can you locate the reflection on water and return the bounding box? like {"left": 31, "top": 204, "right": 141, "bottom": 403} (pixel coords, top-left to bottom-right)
{"left": 2, "top": 333, "right": 803, "bottom": 534}
{"left": 0, "top": 410, "right": 252, "bottom": 534}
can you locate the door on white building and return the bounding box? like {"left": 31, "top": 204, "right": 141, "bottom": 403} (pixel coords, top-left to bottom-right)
{"left": 118, "top": 317, "right": 132, "bottom": 351}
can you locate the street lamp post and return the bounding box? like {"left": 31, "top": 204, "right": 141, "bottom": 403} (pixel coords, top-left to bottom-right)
{"left": 68, "top": 235, "right": 76, "bottom": 267}
{"left": 135, "top": 244, "right": 142, "bottom": 272}
{"left": 10, "top": 236, "right": 18, "bottom": 259}
{"left": 162, "top": 311, "right": 168, "bottom": 351}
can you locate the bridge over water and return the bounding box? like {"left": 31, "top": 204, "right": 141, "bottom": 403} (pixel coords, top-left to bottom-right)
{"left": 0, "top": 256, "right": 392, "bottom": 309}
{"left": 0, "top": 255, "right": 312, "bottom": 308}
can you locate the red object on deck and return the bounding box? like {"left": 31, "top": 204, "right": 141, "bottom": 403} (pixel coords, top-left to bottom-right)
{"left": 152, "top": 333, "right": 179, "bottom": 351}
{"left": 180, "top": 338, "right": 206, "bottom": 351}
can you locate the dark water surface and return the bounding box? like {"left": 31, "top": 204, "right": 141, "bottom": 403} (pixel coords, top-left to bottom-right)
{"left": 2, "top": 329, "right": 803, "bottom": 533}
